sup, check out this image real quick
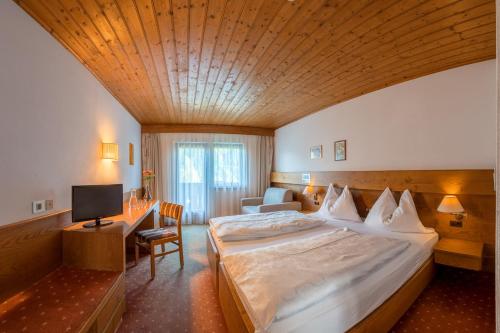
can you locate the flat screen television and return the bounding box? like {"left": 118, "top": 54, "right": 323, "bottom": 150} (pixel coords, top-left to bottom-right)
{"left": 72, "top": 184, "right": 123, "bottom": 228}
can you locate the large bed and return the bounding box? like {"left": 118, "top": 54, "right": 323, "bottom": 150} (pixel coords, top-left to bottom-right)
{"left": 207, "top": 215, "right": 438, "bottom": 333}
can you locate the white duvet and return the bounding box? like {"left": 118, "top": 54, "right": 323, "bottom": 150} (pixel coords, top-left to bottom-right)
{"left": 223, "top": 228, "right": 410, "bottom": 332}
{"left": 209, "top": 210, "right": 326, "bottom": 241}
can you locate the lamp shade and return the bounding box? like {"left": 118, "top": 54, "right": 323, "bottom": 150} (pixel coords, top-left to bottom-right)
{"left": 302, "top": 185, "right": 315, "bottom": 196}
{"left": 101, "top": 142, "right": 119, "bottom": 161}
{"left": 437, "top": 195, "right": 464, "bottom": 214}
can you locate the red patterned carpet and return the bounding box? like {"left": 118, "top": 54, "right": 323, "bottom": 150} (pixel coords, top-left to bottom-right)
{"left": 119, "top": 225, "right": 227, "bottom": 333}
{"left": 119, "top": 225, "right": 495, "bottom": 333}
{"left": 391, "top": 265, "right": 495, "bottom": 333}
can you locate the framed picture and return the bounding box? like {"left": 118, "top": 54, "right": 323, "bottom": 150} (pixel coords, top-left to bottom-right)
{"left": 334, "top": 140, "right": 346, "bottom": 161}
{"left": 129, "top": 143, "right": 134, "bottom": 165}
{"left": 310, "top": 145, "right": 322, "bottom": 159}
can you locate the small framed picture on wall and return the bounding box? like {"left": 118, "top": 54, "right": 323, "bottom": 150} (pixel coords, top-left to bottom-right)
{"left": 310, "top": 145, "right": 323, "bottom": 159}
{"left": 129, "top": 143, "right": 134, "bottom": 165}
{"left": 334, "top": 140, "right": 346, "bottom": 161}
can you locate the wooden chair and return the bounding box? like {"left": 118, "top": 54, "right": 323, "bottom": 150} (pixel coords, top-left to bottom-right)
{"left": 135, "top": 202, "right": 184, "bottom": 279}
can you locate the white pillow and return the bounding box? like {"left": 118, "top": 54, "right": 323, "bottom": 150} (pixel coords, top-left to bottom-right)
{"left": 318, "top": 184, "right": 338, "bottom": 216}
{"left": 364, "top": 187, "right": 397, "bottom": 228}
{"left": 386, "top": 190, "right": 433, "bottom": 233}
{"left": 328, "top": 185, "right": 362, "bottom": 222}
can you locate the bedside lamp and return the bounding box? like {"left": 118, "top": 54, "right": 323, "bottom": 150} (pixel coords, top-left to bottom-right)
{"left": 437, "top": 195, "right": 465, "bottom": 227}
{"left": 102, "top": 142, "right": 119, "bottom": 161}
{"left": 302, "top": 186, "right": 319, "bottom": 205}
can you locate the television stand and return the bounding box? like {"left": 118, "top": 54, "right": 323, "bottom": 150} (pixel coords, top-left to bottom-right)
{"left": 63, "top": 201, "right": 159, "bottom": 272}
{"left": 83, "top": 218, "right": 114, "bottom": 228}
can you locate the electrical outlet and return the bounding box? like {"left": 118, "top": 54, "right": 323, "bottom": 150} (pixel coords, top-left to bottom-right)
{"left": 449, "top": 220, "right": 463, "bottom": 228}
{"left": 32, "top": 200, "right": 46, "bottom": 214}
{"left": 45, "top": 199, "right": 54, "bottom": 210}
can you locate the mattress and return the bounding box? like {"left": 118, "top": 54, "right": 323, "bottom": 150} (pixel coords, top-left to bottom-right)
{"left": 210, "top": 214, "right": 438, "bottom": 332}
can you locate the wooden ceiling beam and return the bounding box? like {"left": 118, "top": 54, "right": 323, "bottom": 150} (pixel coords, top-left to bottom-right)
{"left": 142, "top": 124, "right": 274, "bottom": 136}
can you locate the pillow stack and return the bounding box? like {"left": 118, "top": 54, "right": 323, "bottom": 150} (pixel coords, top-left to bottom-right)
{"left": 317, "top": 184, "right": 432, "bottom": 234}
{"left": 318, "top": 184, "right": 362, "bottom": 222}
{"left": 365, "top": 188, "right": 432, "bottom": 233}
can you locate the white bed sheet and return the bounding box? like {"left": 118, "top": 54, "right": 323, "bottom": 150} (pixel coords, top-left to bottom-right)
{"left": 210, "top": 214, "right": 438, "bottom": 333}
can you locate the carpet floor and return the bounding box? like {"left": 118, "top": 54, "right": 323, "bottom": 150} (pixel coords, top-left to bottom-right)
{"left": 118, "top": 225, "right": 494, "bottom": 333}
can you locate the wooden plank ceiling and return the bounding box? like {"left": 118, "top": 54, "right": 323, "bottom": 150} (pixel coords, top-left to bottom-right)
{"left": 16, "top": 0, "right": 496, "bottom": 129}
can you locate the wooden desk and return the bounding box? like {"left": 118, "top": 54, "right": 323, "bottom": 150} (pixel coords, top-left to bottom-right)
{"left": 63, "top": 201, "right": 159, "bottom": 272}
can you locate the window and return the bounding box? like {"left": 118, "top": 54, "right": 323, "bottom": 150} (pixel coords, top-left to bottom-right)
{"left": 213, "top": 143, "right": 246, "bottom": 188}
{"left": 177, "top": 143, "right": 206, "bottom": 184}
{"left": 176, "top": 142, "right": 246, "bottom": 189}
{"left": 172, "top": 137, "right": 254, "bottom": 224}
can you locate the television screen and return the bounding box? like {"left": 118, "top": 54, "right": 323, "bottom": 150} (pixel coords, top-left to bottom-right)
{"left": 72, "top": 184, "right": 123, "bottom": 223}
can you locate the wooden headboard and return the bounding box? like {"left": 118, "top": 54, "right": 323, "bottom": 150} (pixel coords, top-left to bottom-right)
{"left": 271, "top": 170, "right": 495, "bottom": 271}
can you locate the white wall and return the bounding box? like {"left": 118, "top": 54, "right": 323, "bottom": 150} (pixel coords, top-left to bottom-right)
{"left": 274, "top": 60, "right": 496, "bottom": 172}
{"left": 0, "top": 1, "right": 142, "bottom": 226}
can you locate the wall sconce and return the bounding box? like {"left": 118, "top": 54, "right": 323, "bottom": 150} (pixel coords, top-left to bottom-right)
{"left": 437, "top": 195, "right": 466, "bottom": 227}
{"left": 101, "top": 142, "right": 119, "bottom": 161}
{"left": 302, "top": 185, "right": 319, "bottom": 205}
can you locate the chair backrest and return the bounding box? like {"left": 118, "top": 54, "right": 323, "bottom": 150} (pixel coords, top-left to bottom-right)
{"left": 159, "top": 202, "right": 183, "bottom": 235}
{"left": 263, "top": 187, "right": 293, "bottom": 204}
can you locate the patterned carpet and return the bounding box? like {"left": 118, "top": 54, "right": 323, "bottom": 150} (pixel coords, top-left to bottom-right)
{"left": 119, "top": 225, "right": 226, "bottom": 333}
{"left": 391, "top": 265, "right": 495, "bottom": 333}
{"left": 119, "top": 225, "right": 495, "bottom": 333}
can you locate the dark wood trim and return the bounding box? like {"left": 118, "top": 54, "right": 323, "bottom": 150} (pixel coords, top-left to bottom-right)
{"left": 142, "top": 124, "right": 275, "bottom": 136}
{"left": 1, "top": 191, "right": 134, "bottom": 230}
{"left": 0, "top": 209, "right": 72, "bottom": 230}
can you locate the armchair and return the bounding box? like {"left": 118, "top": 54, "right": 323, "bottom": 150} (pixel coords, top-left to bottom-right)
{"left": 240, "top": 187, "right": 302, "bottom": 214}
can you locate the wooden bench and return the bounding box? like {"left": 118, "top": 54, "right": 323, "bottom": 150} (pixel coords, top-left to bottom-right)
{"left": 0, "top": 266, "right": 124, "bottom": 333}
{"left": 0, "top": 202, "right": 159, "bottom": 333}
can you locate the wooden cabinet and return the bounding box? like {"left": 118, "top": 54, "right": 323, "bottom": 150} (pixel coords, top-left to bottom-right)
{"left": 434, "top": 238, "right": 483, "bottom": 271}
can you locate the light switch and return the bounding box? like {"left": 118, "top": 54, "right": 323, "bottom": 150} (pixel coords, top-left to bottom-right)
{"left": 45, "top": 199, "right": 54, "bottom": 210}
{"left": 32, "top": 200, "right": 46, "bottom": 214}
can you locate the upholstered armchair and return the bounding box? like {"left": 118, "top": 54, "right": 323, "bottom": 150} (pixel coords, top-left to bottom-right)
{"left": 240, "top": 187, "right": 302, "bottom": 214}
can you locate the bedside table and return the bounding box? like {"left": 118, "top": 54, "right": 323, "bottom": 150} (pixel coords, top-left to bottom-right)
{"left": 434, "top": 238, "right": 483, "bottom": 271}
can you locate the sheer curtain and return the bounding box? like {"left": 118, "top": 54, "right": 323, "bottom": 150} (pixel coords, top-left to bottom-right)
{"left": 159, "top": 133, "right": 273, "bottom": 224}
{"left": 141, "top": 133, "right": 163, "bottom": 201}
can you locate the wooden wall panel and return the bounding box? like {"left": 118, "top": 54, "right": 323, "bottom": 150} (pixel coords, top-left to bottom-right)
{"left": 271, "top": 170, "right": 495, "bottom": 195}
{"left": 271, "top": 170, "right": 495, "bottom": 271}
{"left": 0, "top": 191, "right": 134, "bottom": 302}
{"left": 15, "top": 0, "right": 496, "bottom": 128}
{"left": 0, "top": 211, "right": 72, "bottom": 302}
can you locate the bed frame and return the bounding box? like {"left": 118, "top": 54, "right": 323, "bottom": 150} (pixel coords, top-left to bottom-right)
{"left": 206, "top": 229, "right": 220, "bottom": 291}
{"left": 208, "top": 229, "right": 435, "bottom": 333}
{"left": 219, "top": 257, "right": 435, "bottom": 333}
{"left": 206, "top": 169, "right": 495, "bottom": 331}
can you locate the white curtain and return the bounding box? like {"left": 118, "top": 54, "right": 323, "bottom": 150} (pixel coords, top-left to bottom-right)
{"left": 142, "top": 133, "right": 163, "bottom": 201}
{"left": 159, "top": 133, "right": 273, "bottom": 224}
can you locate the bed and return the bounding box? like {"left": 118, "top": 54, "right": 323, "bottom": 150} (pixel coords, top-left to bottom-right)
{"left": 207, "top": 215, "right": 438, "bottom": 333}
